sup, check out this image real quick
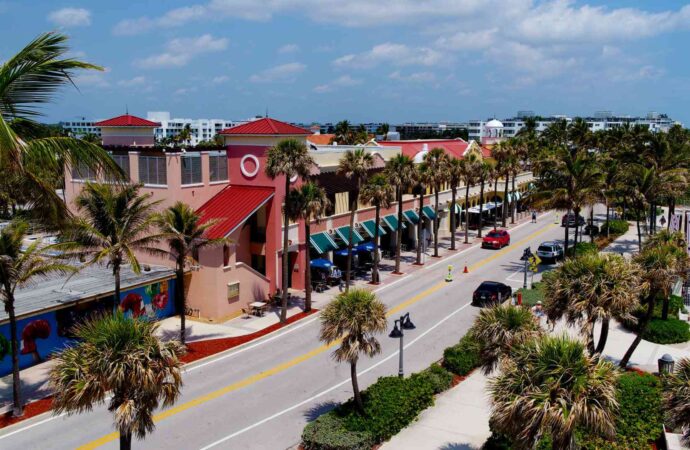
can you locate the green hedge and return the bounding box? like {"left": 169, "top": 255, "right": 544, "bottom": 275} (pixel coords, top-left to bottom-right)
{"left": 565, "top": 241, "right": 598, "bottom": 256}
{"left": 302, "top": 413, "right": 375, "bottom": 450}
{"left": 517, "top": 282, "right": 545, "bottom": 307}
{"left": 642, "top": 318, "right": 690, "bottom": 344}
{"left": 600, "top": 219, "right": 630, "bottom": 235}
{"left": 443, "top": 333, "right": 481, "bottom": 376}
{"left": 418, "top": 363, "right": 454, "bottom": 394}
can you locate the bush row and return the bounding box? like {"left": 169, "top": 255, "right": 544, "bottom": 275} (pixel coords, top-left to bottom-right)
{"left": 565, "top": 241, "right": 599, "bottom": 257}
{"left": 600, "top": 219, "right": 630, "bottom": 235}
{"left": 443, "top": 332, "right": 481, "bottom": 376}
{"left": 642, "top": 318, "right": 690, "bottom": 344}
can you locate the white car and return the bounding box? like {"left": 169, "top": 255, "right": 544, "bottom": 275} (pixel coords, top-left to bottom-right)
{"left": 536, "top": 242, "right": 564, "bottom": 263}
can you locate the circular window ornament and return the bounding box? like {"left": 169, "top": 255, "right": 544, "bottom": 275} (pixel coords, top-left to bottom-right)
{"left": 290, "top": 174, "right": 298, "bottom": 183}
{"left": 240, "top": 154, "right": 260, "bottom": 178}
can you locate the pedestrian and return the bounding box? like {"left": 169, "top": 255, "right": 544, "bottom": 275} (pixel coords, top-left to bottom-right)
{"left": 531, "top": 211, "right": 537, "bottom": 223}
{"left": 660, "top": 215, "right": 667, "bottom": 227}
{"left": 338, "top": 277, "right": 344, "bottom": 292}
{"left": 531, "top": 301, "right": 545, "bottom": 319}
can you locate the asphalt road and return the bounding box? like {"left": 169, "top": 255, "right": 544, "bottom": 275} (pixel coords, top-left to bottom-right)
{"left": 0, "top": 212, "right": 569, "bottom": 450}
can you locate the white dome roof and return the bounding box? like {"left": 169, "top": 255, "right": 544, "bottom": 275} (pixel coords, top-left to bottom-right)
{"left": 485, "top": 119, "right": 504, "bottom": 128}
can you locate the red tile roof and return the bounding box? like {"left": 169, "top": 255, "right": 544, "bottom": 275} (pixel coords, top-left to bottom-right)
{"left": 94, "top": 114, "right": 160, "bottom": 127}
{"left": 378, "top": 139, "right": 492, "bottom": 159}
{"left": 197, "top": 186, "right": 274, "bottom": 238}
{"left": 219, "top": 118, "right": 311, "bottom": 136}
{"left": 307, "top": 134, "right": 335, "bottom": 145}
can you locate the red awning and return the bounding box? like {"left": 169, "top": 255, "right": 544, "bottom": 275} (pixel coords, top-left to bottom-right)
{"left": 197, "top": 186, "right": 274, "bottom": 238}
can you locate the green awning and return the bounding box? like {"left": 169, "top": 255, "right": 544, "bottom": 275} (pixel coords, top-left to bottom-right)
{"left": 403, "top": 210, "right": 420, "bottom": 224}
{"left": 310, "top": 232, "right": 339, "bottom": 254}
{"left": 361, "top": 220, "right": 386, "bottom": 238}
{"left": 422, "top": 206, "right": 437, "bottom": 220}
{"left": 383, "top": 214, "right": 406, "bottom": 230}
{"left": 335, "top": 226, "right": 364, "bottom": 246}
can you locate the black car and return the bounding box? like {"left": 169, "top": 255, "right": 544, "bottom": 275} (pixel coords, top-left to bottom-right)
{"left": 472, "top": 281, "right": 512, "bottom": 307}
{"left": 561, "top": 213, "right": 585, "bottom": 227}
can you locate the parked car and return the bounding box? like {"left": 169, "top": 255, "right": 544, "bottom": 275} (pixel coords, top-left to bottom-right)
{"left": 561, "top": 213, "right": 585, "bottom": 227}
{"left": 481, "top": 229, "right": 510, "bottom": 249}
{"left": 472, "top": 281, "right": 512, "bottom": 307}
{"left": 536, "top": 241, "right": 564, "bottom": 263}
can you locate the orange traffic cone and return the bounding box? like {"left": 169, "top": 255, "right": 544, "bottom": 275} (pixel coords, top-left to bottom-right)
{"left": 463, "top": 263, "right": 469, "bottom": 273}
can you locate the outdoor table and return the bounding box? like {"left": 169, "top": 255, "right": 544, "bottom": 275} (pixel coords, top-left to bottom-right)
{"left": 249, "top": 301, "right": 267, "bottom": 316}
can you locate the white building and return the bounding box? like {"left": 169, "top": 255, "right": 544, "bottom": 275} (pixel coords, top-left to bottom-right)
{"left": 468, "top": 111, "right": 681, "bottom": 141}
{"left": 59, "top": 119, "right": 101, "bottom": 138}
{"left": 146, "top": 112, "right": 236, "bottom": 146}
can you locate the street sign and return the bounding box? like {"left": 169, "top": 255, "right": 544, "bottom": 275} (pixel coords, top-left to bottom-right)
{"left": 528, "top": 254, "right": 540, "bottom": 272}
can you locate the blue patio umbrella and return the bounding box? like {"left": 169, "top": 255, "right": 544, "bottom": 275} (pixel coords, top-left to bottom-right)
{"left": 310, "top": 258, "right": 334, "bottom": 269}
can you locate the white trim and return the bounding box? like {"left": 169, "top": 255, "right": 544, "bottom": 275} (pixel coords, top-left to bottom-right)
{"left": 240, "top": 154, "right": 260, "bottom": 178}
{"left": 181, "top": 183, "right": 205, "bottom": 188}
{"left": 209, "top": 180, "right": 229, "bottom": 185}
{"left": 143, "top": 184, "right": 168, "bottom": 188}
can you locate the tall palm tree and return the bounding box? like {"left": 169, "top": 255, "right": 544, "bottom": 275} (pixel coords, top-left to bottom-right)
{"left": 422, "top": 148, "right": 449, "bottom": 257}
{"left": 66, "top": 183, "right": 162, "bottom": 310}
{"left": 492, "top": 140, "right": 514, "bottom": 228}
{"left": 175, "top": 124, "right": 192, "bottom": 146}
{"left": 376, "top": 123, "right": 390, "bottom": 140}
{"left": 414, "top": 165, "right": 428, "bottom": 265}
{"left": 664, "top": 357, "right": 690, "bottom": 445}
{"left": 0, "top": 32, "right": 123, "bottom": 224}
{"left": 319, "top": 289, "right": 387, "bottom": 413}
{"left": 359, "top": 174, "right": 394, "bottom": 284}
{"left": 338, "top": 149, "right": 374, "bottom": 291}
{"left": 460, "top": 153, "right": 480, "bottom": 244}
{"left": 154, "top": 202, "right": 231, "bottom": 345}
{"left": 472, "top": 304, "right": 542, "bottom": 374}
{"left": 542, "top": 253, "right": 642, "bottom": 355}
{"left": 50, "top": 313, "right": 183, "bottom": 450}
{"left": 447, "top": 157, "right": 463, "bottom": 249}
{"left": 0, "top": 221, "right": 74, "bottom": 416}
{"left": 489, "top": 335, "right": 618, "bottom": 449}
{"left": 476, "top": 160, "right": 493, "bottom": 238}
{"left": 286, "top": 182, "right": 329, "bottom": 311}
{"left": 265, "top": 138, "right": 314, "bottom": 322}
{"left": 385, "top": 155, "right": 415, "bottom": 274}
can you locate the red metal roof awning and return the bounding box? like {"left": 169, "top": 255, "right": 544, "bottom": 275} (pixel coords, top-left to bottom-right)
{"left": 219, "top": 118, "right": 311, "bottom": 135}
{"left": 94, "top": 114, "right": 160, "bottom": 127}
{"left": 197, "top": 186, "right": 275, "bottom": 238}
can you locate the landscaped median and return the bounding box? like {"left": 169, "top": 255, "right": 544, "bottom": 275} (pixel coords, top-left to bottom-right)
{"left": 301, "top": 332, "right": 481, "bottom": 450}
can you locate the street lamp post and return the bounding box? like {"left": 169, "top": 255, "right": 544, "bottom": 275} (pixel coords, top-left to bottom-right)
{"left": 389, "top": 312, "right": 416, "bottom": 378}
{"left": 520, "top": 247, "right": 533, "bottom": 289}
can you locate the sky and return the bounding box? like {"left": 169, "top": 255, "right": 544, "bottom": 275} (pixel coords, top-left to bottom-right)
{"left": 2, "top": 0, "right": 690, "bottom": 125}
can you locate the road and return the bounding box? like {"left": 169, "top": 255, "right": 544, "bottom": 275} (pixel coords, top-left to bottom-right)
{"left": 0, "top": 212, "right": 568, "bottom": 450}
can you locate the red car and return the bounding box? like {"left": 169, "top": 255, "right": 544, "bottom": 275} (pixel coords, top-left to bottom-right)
{"left": 481, "top": 229, "right": 510, "bottom": 249}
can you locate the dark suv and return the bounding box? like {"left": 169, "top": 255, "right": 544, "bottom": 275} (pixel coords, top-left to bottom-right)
{"left": 561, "top": 213, "right": 585, "bottom": 227}
{"left": 472, "top": 281, "right": 512, "bottom": 307}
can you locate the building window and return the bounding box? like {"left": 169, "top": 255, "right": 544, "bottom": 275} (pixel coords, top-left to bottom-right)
{"left": 71, "top": 161, "right": 97, "bottom": 181}
{"left": 138, "top": 156, "right": 167, "bottom": 186}
{"left": 223, "top": 245, "right": 230, "bottom": 267}
{"left": 181, "top": 154, "right": 202, "bottom": 185}
{"left": 209, "top": 151, "right": 228, "bottom": 182}
{"left": 111, "top": 154, "right": 130, "bottom": 180}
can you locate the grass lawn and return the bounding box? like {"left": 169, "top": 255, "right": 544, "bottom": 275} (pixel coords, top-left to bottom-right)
{"left": 517, "top": 282, "right": 544, "bottom": 307}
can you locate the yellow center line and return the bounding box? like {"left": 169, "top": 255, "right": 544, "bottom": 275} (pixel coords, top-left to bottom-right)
{"left": 77, "top": 222, "right": 557, "bottom": 449}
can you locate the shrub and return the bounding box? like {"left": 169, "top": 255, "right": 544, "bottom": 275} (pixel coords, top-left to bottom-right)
{"left": 302, "top": 413, "right": 375, "bottom": 450}
{"left": 565, "top": 241, "right": 598, "bottom": 256}
{"left": 443, "top": 333, "right": 481, "bottom": 376}
{"left": 642, "top": 318, "right": 690, "bottom": 344}
{"left": 600, "top": 219, "right": 629, "bottom": 235}
{"left": 415, "top": 364, "right": 453, "bottom": 394}
{"left": 518, "top": 282, "right": 545, "bottom": 307}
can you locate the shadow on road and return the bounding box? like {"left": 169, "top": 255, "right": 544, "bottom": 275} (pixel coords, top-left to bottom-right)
{"left": 303, "top": 401, "right": 340, "bottom": 422}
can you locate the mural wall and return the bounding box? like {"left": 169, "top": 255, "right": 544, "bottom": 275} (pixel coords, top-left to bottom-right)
{"left": 0, "top": 278, "right": 175, "bottom": 377}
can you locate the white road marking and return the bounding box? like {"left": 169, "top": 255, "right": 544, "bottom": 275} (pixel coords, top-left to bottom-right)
{"left": 0, "top": 413, "right": 67, "bottom": 440}
{"left": 198, "top": 300, "right": 474, "bottom": 450}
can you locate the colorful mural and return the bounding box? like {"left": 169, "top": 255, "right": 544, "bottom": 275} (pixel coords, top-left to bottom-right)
{"left": 0, "top": 278, "right": 176, "bottom": 377}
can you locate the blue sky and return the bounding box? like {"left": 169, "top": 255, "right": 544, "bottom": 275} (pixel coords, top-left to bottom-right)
{"left": 2, "top": 0, "right": 690, "bottom": 124}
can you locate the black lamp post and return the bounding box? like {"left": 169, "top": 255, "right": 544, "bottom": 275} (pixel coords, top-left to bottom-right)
{"left": 520, "top": 247, "right": 533, "bottom": 289}
{"left": 659, "top": 353, "right": 675, "bottom": 374}
{"left": 389, "top": 312, "right": 416, "bottom": 378}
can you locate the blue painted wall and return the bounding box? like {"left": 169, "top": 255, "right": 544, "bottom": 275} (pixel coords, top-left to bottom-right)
{"left": 0, "top": 278, "right": 175, "bottom": 377}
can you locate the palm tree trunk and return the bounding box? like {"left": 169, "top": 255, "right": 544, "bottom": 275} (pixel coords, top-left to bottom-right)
{"left": 351, "top": 360, "right": 364, "bottom": 414}
{"left": 662, "top": 295, "right": 670, "bottom": 321}
{"left": 669, "top": 198, "right": 675, "bottom": 229}
{"left": 564, "top": 212, "right": 570, "bottom": 257}
{"left": 345, "top": 197, "right": 356, "bottom": 293}
{"left": 372, "top": 205, "right": 380, "bottom": 284}
{"left": 589, "top": 207, "right": 595, "bottom": 244}
{"left": 636, "top": 211, "right": 642, "bottom": 252}
{"left": 478, "top": 179, "right": 485, "bottom": 238}
{"left": 6, "top": 292, "right": 22, "bottom": 417}
{"left": 281, "top": 178, "right": 290, "bottom": 323}
{"left": 510, "top": 175, "right": 516, "bottom": 224}
{"left": 176, "top": 262, "right": 186, "bottom": 346}
{"left": 464, "top": 183, "right": 470, "bottom": 244}
{"left": 433, "top": 188, "right": 439, "bottom": 257}
{"left": 305, "top": 223, "right": 312, "bottom": 311}
{"left": 605, "top": 199, "right": 610, "bottom": 238}
{"left": 620, "top": 291, "right": 657, "bottom": 368}
{"left": 394, "top": 189, "right": 403, "bottom": 274}
{"left": 416, "top": 188, "right": 423, "bottom": 264}
{"left": 573, "top": 207, "right": 581, "bottom": 255}
{"left": 595, "top": 318, "right": 610, "bottom": 354}
{"left": 502, "top": 172, "right": 509, "bottom": 227}
{"left": 119, "top": 430, "right": 132, "bottom": 450}
{"left": 493, "top": 178, "right": 498, "bottom": 231}
{"left": 450, "top": 186, "right": 457, "bottom": 250}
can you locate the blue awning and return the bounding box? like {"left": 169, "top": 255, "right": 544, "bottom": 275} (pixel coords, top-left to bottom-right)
{"left": 422, "top": 206, "right": 436, "bottom": 220}
{"left": 356, "top": 241, "right": 375, "bottom": 252}
{"left": 403, "top": 210, "right": 420, "bottom": 224}
{"left": 310, "top": 258, "right": 334, "bottom": 269}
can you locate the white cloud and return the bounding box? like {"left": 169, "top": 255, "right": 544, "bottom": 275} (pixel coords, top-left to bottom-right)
{"left": 278, "top": 44, "right": 300, "bottom": 54}
{"left": 48, "top": 8, "right": 91, "bottom": 27}
{"left": 174, "top": 86, "right": 199, "bottom": 96}
{"left": 73, "top": 69, "right": 110, "bottom": 88}
{"left": 333, "top": 43, "right": 443, "bottom": 69}
{"left": 435, "top": 29, "right": 497, "bottom": 51}
{"left": 389, "top": 71, "right": 435, "bottom": 83}
{"left": 135, "top": 34, "right": 228, "bottom": 69}
{"left": 117, "top": 76, "right": 147, "bottom": 87}
{"left": 212, "top": 75, "right": 230, "bottom": 84}
{"left": 313, "top": 75, "right": 362, "bottom": 93}
{"left": 250, "top": 62, "right": 306, "bottom": 83}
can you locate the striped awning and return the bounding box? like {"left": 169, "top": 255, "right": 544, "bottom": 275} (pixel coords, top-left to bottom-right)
{"left": 310, "top": 232, "right": 339, "bottom": 254}
{"left": 361, "top": 220, "right": 386, "bottom": 238}
{"left": 383, "top": 214, "right": 406, "bottom": 230}
{"left": 403, "top": 210, "right": 420, "bottom": 224}
{"left": 422, "top": 206, "right": 436, "bottom": 220}
{"left": 450, "top": 203, "right": 462, "bottom": 214}
{"left": 335, "top": 226, "right": 365, "bottom": 246}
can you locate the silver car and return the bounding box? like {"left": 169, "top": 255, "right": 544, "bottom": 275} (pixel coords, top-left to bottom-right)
{"left": 536, "top": 242, "right": 563, "bottom": 263}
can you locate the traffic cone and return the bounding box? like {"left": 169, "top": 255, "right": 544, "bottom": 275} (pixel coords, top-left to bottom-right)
{"left": 463, "top": 263, "right": 469, "bottom": 273}
{"left": 445, "top": 264, "right": 453, "bottom": 282}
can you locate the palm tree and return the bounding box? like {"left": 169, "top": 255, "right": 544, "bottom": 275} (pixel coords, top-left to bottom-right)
{"left": 265, "top": 138, "right": 314, "bottom": 322}
{"left": 492, "top": 140, "right": 514, "bottom": 228}
{"left": 476, "top": 160, "right": 493, "bottom": 238}
{"left": 385, "top": 155, "right": 415, "bottom": 274}
{"left": 50, "top": 313, "right": 183, "bottom": 450}
{"left": 460, "top": 153, "right": 480, "bottom": 244}
{"left": 359, "top": 174, "right": 394, "bottom": 284}
{"left": 472, "top": 304, "right": 542, "bottom": 374}
{"left": 0, "top": 32, "right": 123, "bottom": 224}
{"left": 447, "top": 157, "right": 463, "bottom": 249}
{"left": 422, "top": 148, "right": 449, "bottom": 257}
{"left": 175, "top": 124, "right": 192, "bottom": 146}
{"left": 0, "top": 221, "right": 74, "bottom": 416}
{"left": 413, "top": 165, "right": 428, "bottom": 265}
{"left": 286, "top": 182, "right": 329, "bottom": 311}
{"left": 154, "top": 202, "right": 232, "bottom": 345}
{"left": 489, "top": 335, "right": 618, "bottom": 449}
{"left": 664, "top": 357, "right": 690, "bottom": 445}
{"left": 66, "top": 183, "right": 161, "bottom": 309}
{"left": 376, "top": 123, "right": 390, "bottom": 140}
{"left": 338, "top": 149, "right": 374, "bottom": 291}
{"left": 319, "top": 289, "right": 387, "bottom": 413}
{"left": 542, "top": 253, "right": 642, "bottom": 355}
